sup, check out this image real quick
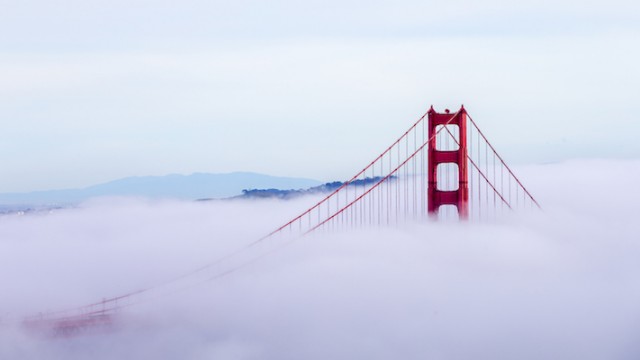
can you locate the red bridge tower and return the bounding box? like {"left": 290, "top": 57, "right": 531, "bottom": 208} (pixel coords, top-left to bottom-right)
{"left": 427, "top": 106, "right": 469, "bottom": 219}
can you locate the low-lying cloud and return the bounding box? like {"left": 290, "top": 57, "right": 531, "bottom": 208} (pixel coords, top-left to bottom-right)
{"left": 1, "top": 159, "right": 640, "bottom": 360}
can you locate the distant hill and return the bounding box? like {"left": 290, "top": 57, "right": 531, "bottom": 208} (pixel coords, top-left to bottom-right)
{"left": 0, "top": 172, "right": 321, "bottom": 206}
{"left": 234, "top": 176, "right": 389, "bottom": 200}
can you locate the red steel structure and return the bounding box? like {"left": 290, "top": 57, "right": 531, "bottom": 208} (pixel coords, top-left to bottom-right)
{"left": 18, "top": 104, "right": 541, "bottom": 337}
{"left": 427, "top": 106, "right": 469, "bottom": 219}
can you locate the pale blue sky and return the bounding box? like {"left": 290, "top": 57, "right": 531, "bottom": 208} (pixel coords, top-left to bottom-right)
{"left": 1, "top": 0, "right": 639, "bottom": 192}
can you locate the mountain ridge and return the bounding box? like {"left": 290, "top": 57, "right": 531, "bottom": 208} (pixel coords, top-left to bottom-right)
{"left": 0, "top": 172, "right": 322, "bottom": 206}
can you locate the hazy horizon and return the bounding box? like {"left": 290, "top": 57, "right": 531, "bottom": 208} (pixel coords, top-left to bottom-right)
{"left": 1, "top": 0, "right": 639, "bottom": 192}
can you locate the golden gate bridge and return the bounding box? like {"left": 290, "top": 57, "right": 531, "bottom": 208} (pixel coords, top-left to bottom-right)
{"left": 19, "top": 105, "right": 540, "bottom": 337}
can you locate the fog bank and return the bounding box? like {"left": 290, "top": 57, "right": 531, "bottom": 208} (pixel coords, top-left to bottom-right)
{"left": 1, "top": 159, "right": 640, "bottom": 359}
